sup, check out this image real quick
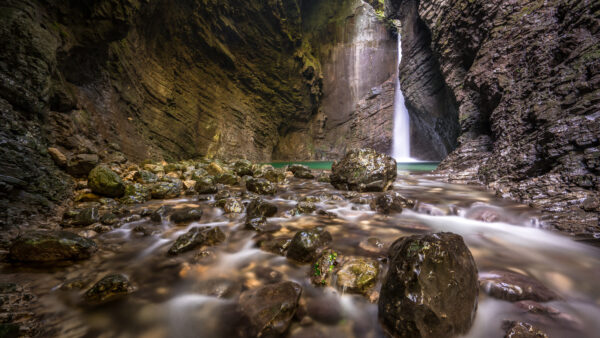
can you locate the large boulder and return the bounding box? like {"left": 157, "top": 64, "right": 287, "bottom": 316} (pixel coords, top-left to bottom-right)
{"left": 9, "top": 231, "right": 97, "bottom": 262}
{"left": 330, "top": 149, "right": 397, "bottom": 192}
{"left": 88, "top": 165, "right": 125, "bottom": 197}
{"left": 238, "top": 281, "right": 302, "bottom": 337}
{"left": 378, "top": 232, "right": 478, "bottom": 338}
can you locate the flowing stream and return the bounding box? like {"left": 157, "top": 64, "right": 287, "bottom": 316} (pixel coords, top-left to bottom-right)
{"left": 2, "top": 167, "right": 600, "bottom": 337}
{"left": 391, "top": 36, "right": 414, "bottom": 162}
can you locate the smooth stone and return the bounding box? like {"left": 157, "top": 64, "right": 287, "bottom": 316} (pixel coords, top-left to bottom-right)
{"left": 238, "top": 281, "right": 302, "bottom": 337}
{"left": 336, "top": 256, "right": 379, "bottom": 295}
{"left": 286, "top": 228, "right": 332, "bottom": 263}
{"left": 379, "top": 232, "right": 478, "bottom": 338}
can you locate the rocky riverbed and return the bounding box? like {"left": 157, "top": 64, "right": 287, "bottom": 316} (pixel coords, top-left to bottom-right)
{"left": 1, "top": 149, "right": 599, "bottom": 337}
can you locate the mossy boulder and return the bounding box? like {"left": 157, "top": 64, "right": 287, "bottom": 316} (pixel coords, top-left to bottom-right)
{"left": 206, "top": 162, "right": 225, "bottom": 176}
{"left": 246, "top": 177, "right": 277, "bottom": 195}
{"left": 260, "top": 169, "right": 286, "bottom": 183}
{"left": 88, "top": 165, "right": 125, "bottom": 197}
{"left": 330, "top": 148, "right": 397, "bottom": 192}
{"left": 335, "top": 257, "right": 379, "bottom": 295}
{"left": 168, "top": 226, "right": 226, "bottom": 255}
{"left": 84, "top": 274, "right": 133, "bottom": 305}
{"left": 286, "top": 228, "right": 332, "bottom": 263}
{"left": 379, "top": 232, "right": 478, "bottom": 338}
{"left": 9, "top": 231, "right": 97, "bottom": 262}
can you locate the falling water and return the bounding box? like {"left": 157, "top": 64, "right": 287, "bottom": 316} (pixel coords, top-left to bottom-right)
{"left": 391, "top": 35, "right": 415, "bottom": 162}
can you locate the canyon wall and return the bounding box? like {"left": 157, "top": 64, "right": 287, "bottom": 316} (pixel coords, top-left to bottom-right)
{"left": 387, "top": 0, "right": 600, "bottom": 234}
{"left": 1, "top": 0, "right": 324, "bottom": 228}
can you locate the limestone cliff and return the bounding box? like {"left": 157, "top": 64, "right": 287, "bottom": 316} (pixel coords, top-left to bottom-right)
{"left": 1, "top": 0, "right": 324, "bottom": 227}
{"left": 387, "top": 0, "right": 600, "bottom": 234}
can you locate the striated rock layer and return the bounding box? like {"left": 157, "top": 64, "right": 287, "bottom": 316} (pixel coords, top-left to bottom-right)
{"left": 387, "top": 0, "right": 600, "bottom": 234}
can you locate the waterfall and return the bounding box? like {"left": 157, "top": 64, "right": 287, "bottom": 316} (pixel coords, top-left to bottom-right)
{"left": 391, "top": 35, "right": 415, "bottom": 162}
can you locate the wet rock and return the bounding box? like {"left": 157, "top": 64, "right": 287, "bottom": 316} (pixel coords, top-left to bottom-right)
{"left": 59, "top": 278, "right": 91, "bottom": 291}
{"left": 258, "top": 237, "right": 292, "bottom": 255}
{"left": 88, "top": 165, "right": 125, "bottom": 197}
{"left": 238, "top": 281, "right": 302, "bottom": 337}
{"left": 67, "top": 154, "right": 100, "bottom": 176}
{"left": 195, "top": 176, "right": 218, "bottom": 194}
{"left": 120, "top": 183, "right": 151, "bottom": 204}
{"left": 233, "top": 159, "right": 253, "bottom": 177}
{"left": 150, "top": 206, "right": 171, "bottom": 222}
{"left": 370, "top": 192, "right": 412, "bottom": 214}
{"left": 245, "top": 217, "right": 268, "bottom": 231}
{"left": 84, "top": 274, "right": 133, "bottom": 305}
{"left": 170, "top": 207, "right": 203, "bottom": 224}
{"left": 9, "top": 231, "right": 97, "bottom": 262}
{"left": 290, "top": 201, "right": 316, "bottom": 216}
{"left": 246, "top": 177, "right": 277, "bottom": 195}
{"left": 71, "top": 207, "right": 100, "bottom": 227}
{"left": 168, "top": 226, "right": 226, "bottom": 255}
{"left": 261, "top": 169, "right": 286, "bottom": 183}
{"left": 502, "top": 321, "right": 548, "bottom": 338}
{"left": 336, "top": 257, "right": 379, "bottom": 295}
{"left": 479, "top": 270, "right": 559, "bottom": 302}
{"left": 74, "top": 192, "right": 101, "bottom": 203}
{"left": 310, "top": 249, "right": 339, "bottom": 286}
{"left": 216, "top": 198, "right": 244, "bottom": 213}
{"left": 330, "top": 148, "right": 397, "bottom": 192}
{"left": 194, "top": 278, "right": 243, "bottom": 299}
{"left": 465, "top": 204, "right": 508, "bottom": 223}
{"left": 150, "top": 180, "right": 182, "bottom": 199}
{"left": 216, "top": 172, "right": 239, "bottom": 185}
{"left": 133, "top": 170, "right": 158, "bottom": 184}
{"left": 246, "top": 198, "right": 278, "bottom": 219}
{"left": 286, "top": 228, "right": 332, "bottom": 263}
{"left": 379, "top": 232, "right": 478, "bottom": 337}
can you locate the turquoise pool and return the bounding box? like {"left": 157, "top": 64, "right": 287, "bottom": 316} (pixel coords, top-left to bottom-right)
{"left": 267, "top": 161, "right": 439, "bottom": 172}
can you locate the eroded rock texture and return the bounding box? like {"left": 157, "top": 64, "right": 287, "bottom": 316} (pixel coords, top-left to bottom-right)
{"left": 387, "top": 0, "right": 600, "bottom": 234}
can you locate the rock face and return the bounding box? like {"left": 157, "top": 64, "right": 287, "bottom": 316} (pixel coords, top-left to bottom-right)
{"left": 379, "top": 232, "right": 478, "bottom": 338}
{"left": 330, "top": 149, "right": 397, "bottom": 192}
{"left": 386, "top": 0, "right": 600, "bottom": 234}
{"left": 9, "top": 231, "right": 97, "bottom": 262}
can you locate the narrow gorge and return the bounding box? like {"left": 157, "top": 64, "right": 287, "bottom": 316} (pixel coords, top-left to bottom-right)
{"left": 0, "top": 0, "right": 598, "bottom": 337}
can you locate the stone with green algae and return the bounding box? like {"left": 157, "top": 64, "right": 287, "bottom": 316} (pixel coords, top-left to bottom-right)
{"left": 88, "top": 165, "right": 125, "bottom": 197}
{"left": 335, "top": 256, "right": 379, "bottom": 294}
{"left": 84, "top": 274, "right": 133, "bottom": 305}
